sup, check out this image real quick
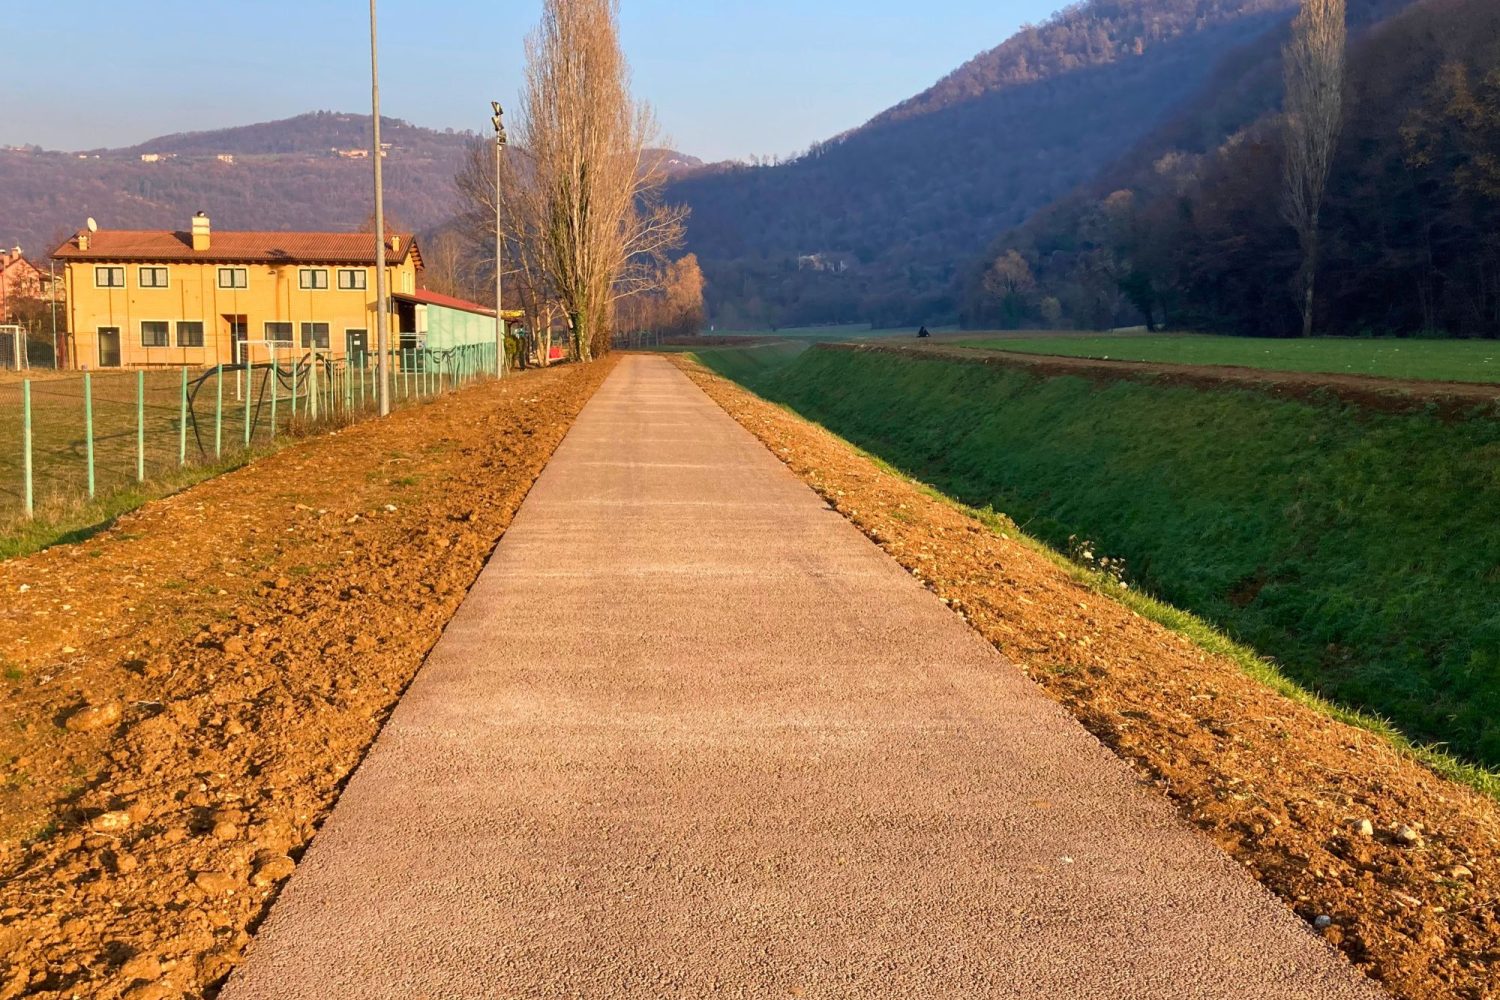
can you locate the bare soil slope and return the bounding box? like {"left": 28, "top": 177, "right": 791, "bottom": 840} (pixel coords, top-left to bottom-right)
{"left": 0, "top": 359, "right": 614, "bottom": 1000}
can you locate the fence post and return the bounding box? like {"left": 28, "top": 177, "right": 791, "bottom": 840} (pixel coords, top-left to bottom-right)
{"left": 136, "top": 369, "right": 145, "bottom": 483}
{"left": 215, "top": 364, "right": 224, "bottom": 460}
{"left": 22, "top": 379, "right": 33, "bottom": 518}
{"left": 244, "top": 364, "right": 252, "bottom": 448}
{"left": 270, "top": 361, "right": 278, "bottom": 439}
{"left": 178, "top": 367, "right": 188, "bottom": 467}
{"left": 309, "top": 353, "right": 319, "bottom": 421}
{"left": 84, "top": 372, "right": 95, "bottom": 499}
{"left": 291, "top": 361, "right": 299, "bottom": 420}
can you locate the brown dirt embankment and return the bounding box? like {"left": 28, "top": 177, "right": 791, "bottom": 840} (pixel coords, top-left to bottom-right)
{"left": 678, "top": 357, "right": 1500, "bottom": 1000}
{"left": 0, "top": 358, "right": 615, "bottom": 1000}
{"left": 845, "top": 340, "right": 1500, "bottom": 416}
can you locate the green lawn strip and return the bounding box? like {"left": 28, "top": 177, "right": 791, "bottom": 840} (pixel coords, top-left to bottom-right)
{"left": 1, "top": 368, "right": 282, "bottom": 521}
{"left": 959, "top": 334, "right": 1500, "bottom": 384}
{"left": 684, "top": 342, "right": 811, "bottom": 384}
{"left": 715, "top": 325, "right": 950, "bottom": 343}
{"left": 716, "top": 374, "right": 1500, "bottom": 803}
{"left": 692, "top": 344, "right": 1500, "bottom": 774}
{"left": 0, "top": 453, "right": 266, "bottom": 561}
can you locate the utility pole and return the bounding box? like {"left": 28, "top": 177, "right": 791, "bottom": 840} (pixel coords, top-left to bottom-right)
{"left": 48, "top": 260, "right": 58, "bottom": 369}
{"left": 371, "top": 0, "right": 391, "bottom": 415}
{"left": 492, "top": 102, "right": 508, "bottom": 378}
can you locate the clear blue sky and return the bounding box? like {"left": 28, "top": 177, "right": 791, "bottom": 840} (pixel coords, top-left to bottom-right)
{"left": 7, "top": 1, "right": 1062, "bottom": 160}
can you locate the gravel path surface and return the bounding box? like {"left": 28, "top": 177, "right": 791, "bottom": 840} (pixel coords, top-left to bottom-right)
{"left": 222, "top": 355, "right": 1384, "bottom": 999}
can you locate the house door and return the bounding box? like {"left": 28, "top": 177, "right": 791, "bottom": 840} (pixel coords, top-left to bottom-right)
{"left": 226, "top": 316, "right": 249, "bottom": 364}
{"left": 98, "top": 327, "right": 121, "bottom": 368}
{"left": 345, "top": 329, "right": 368, "bottom": 367}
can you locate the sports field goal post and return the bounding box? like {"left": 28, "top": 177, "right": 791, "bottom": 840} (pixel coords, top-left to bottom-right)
{"left": 0, "top": 325, "right": 28, "bottom": 371}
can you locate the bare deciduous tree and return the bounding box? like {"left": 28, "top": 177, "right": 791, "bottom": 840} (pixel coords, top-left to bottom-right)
{"left": 616, "top": 253, "right": 706, "bottom": 339}
{"left": 1281, "top": 0, "right": 1346, "bottom": 338}
{"left": 516, "top": 0, "right": 686, "bottom": 360}
{"left": 421, "top": 230, "right": 479, "bottom": 301}
{"left": 456, "top": 142, "right": 559, "bottom": 366}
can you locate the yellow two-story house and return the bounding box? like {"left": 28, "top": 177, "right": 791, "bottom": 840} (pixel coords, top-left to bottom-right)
{"left": 53, "top": 213, "right": 422, "bottom": 370}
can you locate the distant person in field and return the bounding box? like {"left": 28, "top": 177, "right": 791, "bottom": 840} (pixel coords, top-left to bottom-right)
{"left": 917, "top": 325, "right": 931, "bottom": 338}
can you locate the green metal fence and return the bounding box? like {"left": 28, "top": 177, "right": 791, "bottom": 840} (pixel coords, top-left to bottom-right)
{"left": 0, "top": 343, "right": 499, "bottom": 520}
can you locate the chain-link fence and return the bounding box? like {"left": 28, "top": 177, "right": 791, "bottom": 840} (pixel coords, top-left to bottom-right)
{"left": 0, "top": 343, "right": 499, "bottom": 520}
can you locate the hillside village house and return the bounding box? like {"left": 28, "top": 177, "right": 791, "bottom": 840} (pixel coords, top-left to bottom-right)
{"left": 0, "top": 246, "right": 52, "bottom": 324}
{"left": 52, "top": 214, "right": 425, "bottom": 370}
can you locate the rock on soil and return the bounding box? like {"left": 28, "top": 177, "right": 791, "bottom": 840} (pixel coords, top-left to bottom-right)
{"left": 0, "top": 359, "right": 614, "bottom": 1000}
{"left": 63, "top": 702, "right": 122, "bottom": 732}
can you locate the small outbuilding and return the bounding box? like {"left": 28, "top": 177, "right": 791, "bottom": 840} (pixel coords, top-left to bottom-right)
{"left": 392, "top": 290, "right": 519, "bottom": 355}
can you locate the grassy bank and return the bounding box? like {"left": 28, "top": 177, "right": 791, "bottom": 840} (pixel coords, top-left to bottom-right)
{"left": 699, "top": 344, "right": 1500, "bottom": 767}
{"left": 959, "top": 333, "right": 1500, "bottom": 383}
{"left": 715, "top": 324, "right": 949, "bottom": 343}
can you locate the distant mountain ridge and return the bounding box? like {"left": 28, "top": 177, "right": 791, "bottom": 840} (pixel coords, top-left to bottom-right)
{"left": 869, "top": 0, "right": 1297, "bottom": 129}
{"left": 0, "top": 112, "right": 700, "bottom": 261}
{"left": 112, "top": 111, "right": 474, "bottom": 158}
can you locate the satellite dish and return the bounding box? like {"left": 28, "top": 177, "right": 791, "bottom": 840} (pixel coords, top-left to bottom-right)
{"left": 86, "top": 218, "right": 98, "bottom": 233}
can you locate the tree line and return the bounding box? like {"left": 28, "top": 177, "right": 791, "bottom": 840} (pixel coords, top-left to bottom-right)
{"left": 967, "top": 0, "right": 1499, "bottom": 338}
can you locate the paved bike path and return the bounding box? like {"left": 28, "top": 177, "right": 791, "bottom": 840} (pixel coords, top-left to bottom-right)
{"left": 223, "top": 355, "right": 1382, "bottom": 999}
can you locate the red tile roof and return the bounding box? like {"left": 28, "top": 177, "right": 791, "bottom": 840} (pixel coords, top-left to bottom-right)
{"left": 395, "top": 289, "right": 496, "bottom": 316}
{"left": 393, "top": 290, "right": 526, "bottom": 321}
{"left": 52, "top": 230, "right": 420, "bottom": 266}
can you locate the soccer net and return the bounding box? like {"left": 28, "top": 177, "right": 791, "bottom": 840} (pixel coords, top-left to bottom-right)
{"left": 0, "top": 325, "right": 28, "bottom": 371}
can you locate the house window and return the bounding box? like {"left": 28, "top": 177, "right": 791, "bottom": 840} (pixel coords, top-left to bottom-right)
{"left": 300, "top": 322, "right": 330, "bottom": 349}
{"left": 176, "top": 321, "right": 204, "bottom": 348}
{"left": 141, "top": 321, "right": 169, "bottom": 348}
{"left": 95, "top": 266, "right": 125, "bottom": 288}
{"left": 298, "top": 268, "right": 329, "bottom": 290}
{"left": 264, "top": 322, "right": 294, "bottom": 344}
{"left": 337, "top": 269, "right": 368, "bottom": 290}
{"left": 218, "top": 268, "right": 248, "bottom": 289}
{"left": 139, "top": 266, "right": 169, "bottom": 288}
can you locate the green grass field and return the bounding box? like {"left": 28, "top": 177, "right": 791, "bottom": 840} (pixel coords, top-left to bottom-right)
{"left": 0, "top": 361, "right": 457, "bottom": 553}
{"left": 697, "top": 343, "right": 1500, "bottom": 770}
{"left": 716, "top": 324, "right": 951, "bottom": 344}
{"left": 959, "top": 333, "right": 1500, "bottom": 383}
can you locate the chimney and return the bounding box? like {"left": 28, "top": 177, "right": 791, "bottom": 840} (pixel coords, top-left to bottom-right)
{"left": 77, "top": 230, "right": 90, "bottom": 252}
{"left": 191, "top": 211, "right": 211, "bottom": 252}
{"left": 389, "top": 235, "right": 401, "bottom": 254}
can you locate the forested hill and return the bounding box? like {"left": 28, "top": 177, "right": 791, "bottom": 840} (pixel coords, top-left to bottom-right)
{"left": 870, "top": 0, "right": 1293, "bottom": 128}
{"left": 969, "top": 0, "right": 1488, "bottom": 338}
{"left": 667, "top": 0, "right": 1328, "bottom": 329}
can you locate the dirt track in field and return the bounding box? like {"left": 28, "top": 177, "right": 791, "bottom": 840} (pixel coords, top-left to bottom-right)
{"left": 0, "top": 358, "right": 614, "bottom": 1000}
{"left": 860, "top": 341, "right": 1500, "bottom": 415}
{"left": 676, "top": 357, "right": 1500, "bottom": 1000}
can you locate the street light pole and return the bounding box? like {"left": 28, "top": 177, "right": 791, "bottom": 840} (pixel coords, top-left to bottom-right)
{"left": 371, "top": 0, "right": 391, "bottom": 415}
{"left": 49, "top": 260, "right": 59, "bottom": 370}
{"left": 492, "top": 102, "right": 508, "bottom": 378}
